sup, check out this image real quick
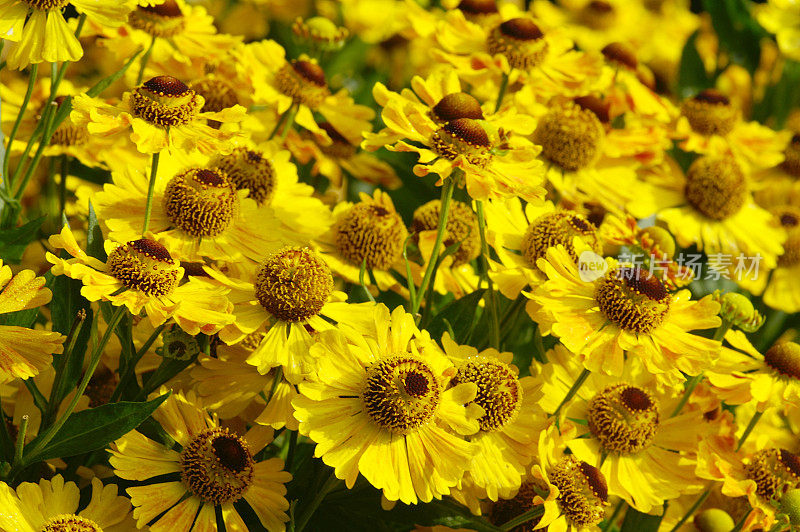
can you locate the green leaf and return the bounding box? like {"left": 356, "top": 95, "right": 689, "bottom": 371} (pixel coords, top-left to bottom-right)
{"left": 677, "top": 31, "right": 712, "bottom": 99}
{"left": 702, "top": 0, "right": 764, "bottom": 74}
{"left": 27, "top": 394, "right": 169, "bottom": 461}
{"left": 753, "top": 59, "right": 800, "bottom": 127}
{"left": 619, "top": 506, "right": 664, "bottom": 532}
{"left": 0, "top": 215, "right": 45, "bottom": 263}
{"left": 426, "top": 289, "right": 486, "bottom": 343}
{"left": 86, "top": 201, "right": 107, "bottom": 262}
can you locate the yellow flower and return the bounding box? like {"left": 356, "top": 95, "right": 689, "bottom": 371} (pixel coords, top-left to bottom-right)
{"left": 236, "top": 40, "right": 375, "bottom": 145}
{"left": 0, "top": 259, "right": 64, "bottom": 382}
{"left": 292, "top": 304, "right": 483, "bottom": 504}
{"left": 0, "top": 0, "right": 131, "bottom": 70}
{"left": 632, "top": 155, "right": 787, "bottom": 269}
{"left": 0, "top": 475, "right": 138, "bottom": 531}
{"left": 91, "top": 155, "right": 294, "bottom": 264}
{"left": 204, "top": 246, "right": 373, "bottom": 384}
{"left": 109, "top": 390, "right": 292, "bottom": 531}
{"left": 102, "top": 0, "right": 242, "bottom": 67}
{"left": 442, "top": 333, "right": 546, "bottom": 501}
{"left": 316, "top": 189, "right": 409, "bottom": 292}
{"left": 71, "top": 75, "right": 247, "bottom": 155}
{"left": 674, "top": 89, "right": 791, "bottom": 171}
{"left": 538, "top": 348, "right": 709, "bottom": 513}
{"left": 46, "top": 225, "right": 234, "bottom": 335}
{"left": 363, "top": 68, "right": 545, "bottom": 202}
{"left": 531, "top": 245, "right": 721, "bottom": 384}
{"left": 707, "top": 331, "right": 800, "bottom": 413}
{"left": 756, "top": 0, "right": 800, "bottom": 62}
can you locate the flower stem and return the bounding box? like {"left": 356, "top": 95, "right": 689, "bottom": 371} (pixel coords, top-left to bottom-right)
{"left": 713, "top": 318, "right": 732, "bottom": 341}
{"left": 670, "top": 372, "right": 704, "bottom": 417}
{"left": 601, "top": 499, "right": 626, "bottom": 532}
{"left": 668, "top": 486, "right": 711, "bottom": 532}
{"left": 3, "top": 63, "right": 38, "bottom": 187}
{"left": 13, "top": 101, "right": 57, "bottom": 201}
{"left": 500, "top": 504, "right": 545, "bottom": 531}
{"left": 59, "top": 154, "right": 70, "bottom": 217}
{"left": 137, "top": 35, "right": 157, "bottom": 86}
{"left": 553, "top": 368, "right": 591, "bottom": 417}
{"left": 295, "top": 470, "right": 340, "bottom": 532}
{"left": 142, "top": 151, "right": 161, "bottom": 234}
{"left": 495, "top": 71, "right": 510, "bottom": 113}
{"left": 13, "top": 416, "right": 28, "bottom": 467}
{"left": 476, "top": 200, "right": 500, "bottom": 349}
{"left": 413, "top": 174, "right": 456, "bottom": 316}
{"left": 279, "top": 105, "right": 298, "bottom": 142}
{"left": 736, "top": 410, "right": 763, "bottom": 451}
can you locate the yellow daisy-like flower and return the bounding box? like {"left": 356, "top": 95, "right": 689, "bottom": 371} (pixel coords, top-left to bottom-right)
{"left": 46, "top": 225, "right": 234, "bottom": 335}
{"left": 109, "top": 390, "right": 292, "bottom": 532}
{"left": 531, "top": 245, "right": 721, "bottom": 384}
{"left": 442, "top": 333, "right": 545, "bottom": 501}
{"left": 483, "top": 198, "right": 602, "bottom": 299}
{"left": 102, "top": 0, "right": 242, "bottom": 67}
{"left": 0, "top": 475, "right": 138, "bottom": 532}
{"left": 0, "top": 0, "right": 131, "bottom": 70}
{"left": 236, "top": 40, "right": 375, "bottom": 146}
{"left": 292, "top": 304, "right": 483, "bottom": 504}
{"left": 0, "top": 259, "right": 64, "bottom": 383}
{"left": 316, "top": 189, "right": 409, "bottom": 292}
{"left": 363, "top": 69, "right": 545, "bottom": 202}
{"left": 632, "top": 155, "right": 787, "bottom": 269}
{"left": 674, "top": 89, "right": 791, "bottom": 171}
{"left": 707, "top": 330, "right": 800, "bottom": 413}
{"left": 431, "top": 5, "right": 604, "bottom": 101}
{"left": 91, "top": 155, "right": 292, "bottom": 264}
{"left": 204, "top": 246, "right": 372, "bottom": 384}
{"left": 539, "top": 348, "right": 708, "bottom": 513}
{"left": 71, "top": 74, "right": 247, "bottom": 155}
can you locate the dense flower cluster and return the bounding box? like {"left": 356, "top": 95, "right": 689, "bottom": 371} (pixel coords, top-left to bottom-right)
{"left": 0, "top": 0, "right": 799, "bottom": 531}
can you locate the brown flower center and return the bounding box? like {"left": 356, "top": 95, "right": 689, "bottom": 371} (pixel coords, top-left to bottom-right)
{"left": 587, "top": 384, "right": 660, "bottom": 454}
{"left": 452, "top": 360, "right": 522, "bottom": 432}
{"left": 41, "top": 515, "right": 102, "bottom": 532}
{"left": 411, "top": 199, "right": 481, "bottom": 266}
{"left": 191, "top": 77, "right": 239, "bottom": 114}
{"left": 106, "top": 238, "right": 180, "bottom": 296}
{"left": 275, "top": 60, "right": 329, "bottom": 109}
{"left": 522, "top": 210, "right": 601, "bottom": 267}
{"left": 595, "top": 266, "right": 671, "bottom": 334}
{"left": 487, "top": 18, "right": 549, "bottom": 70}
{"left": 488, "top": 482, "right": 543, "bottom": 531}
{"left": 335, "top": 201, "right": 408, "bottom": 270}
{"left": 602, "top": 42, "right": 638, "bottom": 70}
{"left": 432, "top": 93, "right": 484, "bottom": 123}
{"left": 318, "top": 122, "right": 357, "bottom": 160}
{"left": 579, "top": 1, "right": 617, "bottom": 29}
{"left": 534, "top": 104, "right": 605, "bottom": 171}
{"left": 685, "top": 156, "right": 747, "bottom": 220}
{"left": 180, "top": 428, "right": 255, "bottom": 505}
{"left": 431, "top": 118, "right": 492, "bottom": 167}
{"left": 212, "top": 147, "right": 277, "bottom": 205}
{"left": 129, "top": 0, "right": 186, "bottom": 38}
{"left": 163, "top": 168, "right": 238, "bottom": 237}
{"left": 130, "top": 76, "right": 202, "bottom": 128}
{"left": 362, "top": 356, "right": 441, "bottom": 434}
{"left": 458, "top": 0, "right": 499, "bottom": 15}
{"left": 254, "top": 247, "right": 334, "bottom": 322}
{"left": 764, "top": 342, "right": 800, "bottom": 380}
{"left": 744, "top": 448, "right": 800, "bottom": 502}
{"left": 681, "top": 90, "right": 739, "bottom": 136}
{"left": 25, "top": 0, "right": 69, "bottom": 9}
{"left": 780, "top": 135, "right": 800, "bottom": 178}
{"left": 549, "top": 455, "right": 609, "bottom": 527}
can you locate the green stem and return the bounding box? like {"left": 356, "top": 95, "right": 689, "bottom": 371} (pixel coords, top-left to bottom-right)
{"left": 413, "top": 175, "right": 456, "bottom": 316}
{"left": 3, "top": 63, "right": 38, "bottom": 187}
{"left": 20, "top": 305, "right": 126, "bottom": 465}
{"left": 713, "top": 318, "right": 732, "bottom": 342}
{"left": 476, "top": 201, "right": 500, "bottom": 349}
{"left": 110, "top": 322, "right": 165, "bottom": 403}
{"left": 500, "top": 504, "right": 545, "bottom": 531}
{"left": 494, "top": 71, "right": 510, "bottom": 113}
{"left": 58, "top": 154, "right": 69, "bottom": 217}
{"left": 43, "top": 309, "right": 87, "bottom": 427}
{"left": 730, "top": 510, "right": 750, "bottom": 532}
{"left": 669, "top": 487, "right": 710, "bottom": 532}
{"left": 601, "top": 499, "right": 626, "bottom": 532}
{"left": 286, "top": 430, "right": 298, "bottom": 472}
{"left": 279, "top": 105, "right": 298, "bottom": 142}
{"left": 136, "top": 35, "right": 157, "bottom": 86}
{"left": 142, "top": 151, "right": 161, "bottom": 234}
{"left": 295, "top": 470, "right": 340, "bottom": 532}
{"left": 670, "top": 373, "right": 704, "bottom": 417}
{"left": 13, "top": 101, "right": 57, "bottom": 200}
{"left": 553, "top": 368, "right": 591, "bottom": 417}
{"left": 267, "top": 105, "right": 291, "bottom": 140}
{"left": 13, "top": 415, "right": 28, "bottom": 466}
{"left": 736, "top": 410, "right": 763, "bottom": 451}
